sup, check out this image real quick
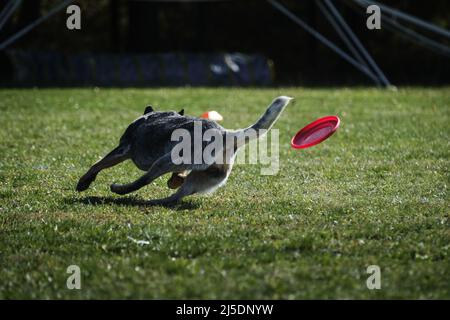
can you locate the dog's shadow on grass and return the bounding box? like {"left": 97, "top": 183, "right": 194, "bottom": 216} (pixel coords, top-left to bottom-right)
{"left": 67, "top": 196, "right": 200, "bottom": 211}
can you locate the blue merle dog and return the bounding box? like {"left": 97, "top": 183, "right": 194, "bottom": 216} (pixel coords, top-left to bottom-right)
{"left": 76, "top": 96, "right": 293, "bottom": 204}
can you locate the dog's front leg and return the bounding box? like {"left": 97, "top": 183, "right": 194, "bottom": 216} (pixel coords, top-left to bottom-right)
{"left": 110, "top": 153, "right": 208, "bottom": 195}
{"left": 77, "top": 145, "right": 130, "bottom": 191}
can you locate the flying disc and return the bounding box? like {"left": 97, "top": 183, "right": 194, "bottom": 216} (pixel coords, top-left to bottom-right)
{"left": 291, "top": 115, "right": 340, "bottom": 149}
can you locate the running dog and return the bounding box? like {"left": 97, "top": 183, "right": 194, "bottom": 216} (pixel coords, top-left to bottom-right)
{"left": 76, "top": 96, "right": 293, "bottom": 204}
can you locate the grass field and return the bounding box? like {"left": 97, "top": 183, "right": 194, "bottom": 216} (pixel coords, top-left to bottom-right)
{"left": 0, "top": 87, "right": 449, "bottom": 299}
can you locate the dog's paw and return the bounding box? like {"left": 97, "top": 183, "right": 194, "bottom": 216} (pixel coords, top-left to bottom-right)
{"left": 76, "top": 176, "right": 93, "bottom": 192}
{"left": 110, "top": 183, "right": 127, "bottom": 195}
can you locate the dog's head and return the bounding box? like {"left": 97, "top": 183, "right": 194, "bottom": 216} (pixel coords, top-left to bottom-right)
{"left": 144, "top": 105, "right": 184, "bottom": 116}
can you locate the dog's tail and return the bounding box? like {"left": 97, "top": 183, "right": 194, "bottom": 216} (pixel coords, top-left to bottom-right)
{"left": 226, "top": 96, "right": 293, "bottom": 148}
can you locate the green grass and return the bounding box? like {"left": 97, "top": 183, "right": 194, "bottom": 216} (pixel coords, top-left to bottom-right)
{"left": 0, "top": 87, "right": 449, "bottom": 299}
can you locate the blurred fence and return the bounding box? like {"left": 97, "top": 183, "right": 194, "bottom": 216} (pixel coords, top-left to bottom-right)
{"left": 6, "top": 51, "right": 273, "bottom": 86}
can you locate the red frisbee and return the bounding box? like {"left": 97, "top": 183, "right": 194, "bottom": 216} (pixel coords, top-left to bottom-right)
{"left": 291, "top": 115, "right": 340, "bottom": 149}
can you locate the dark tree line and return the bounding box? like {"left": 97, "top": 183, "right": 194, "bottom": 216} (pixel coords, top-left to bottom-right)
{"left": 1, "top": 0, "right": 449, "bottom": 85}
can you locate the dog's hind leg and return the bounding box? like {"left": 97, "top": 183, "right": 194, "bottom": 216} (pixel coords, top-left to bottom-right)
{"left": 110, "top": 153, "right": 209, "bottom": 195}
{"left": 147, "top": 165, "right": 230, "bottom": 205}
{"left": 146, "top": 181, "right": 196, "bottom": 206}
{"left": 76, "top": 145, "right": 130, "bottom": 192}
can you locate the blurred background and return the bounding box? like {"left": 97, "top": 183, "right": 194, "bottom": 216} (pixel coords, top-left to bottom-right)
{"left": 0, "top": 0, "right": 449, "bottom": 87}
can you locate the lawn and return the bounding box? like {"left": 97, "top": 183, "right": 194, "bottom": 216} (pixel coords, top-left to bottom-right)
{"left": 0, "top": 87, "right": 448, "bottom": 299}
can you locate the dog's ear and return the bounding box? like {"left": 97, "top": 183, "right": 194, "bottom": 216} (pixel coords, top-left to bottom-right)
{"left": 178, "top": 108, "right": 184, "bottom": 116}
{"left": 144, "top": 105, "right": 154, "bottom": 114}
